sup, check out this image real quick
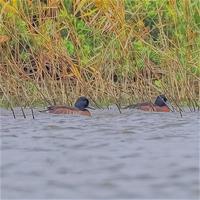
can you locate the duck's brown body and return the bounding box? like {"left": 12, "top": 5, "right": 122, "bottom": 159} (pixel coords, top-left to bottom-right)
{"left": 133, "top": 102, "right": 170, "bottom": 112}
{"left": 47, "top": 106, "right": 91, "bottom": 116}
{"left": 125, "top": 95, "right": 170, "bottom": 112}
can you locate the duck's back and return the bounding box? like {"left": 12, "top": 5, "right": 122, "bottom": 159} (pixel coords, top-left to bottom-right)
{"left": 125, "top": 102, "right": 170, "bottom": 112}
{"left": 47, "top": 106, "right": 91, "bottom": 116}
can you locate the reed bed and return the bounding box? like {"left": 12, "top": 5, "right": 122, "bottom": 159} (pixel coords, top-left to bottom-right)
{"left": 0, "top": 0, "right": 199, "bottom": 111}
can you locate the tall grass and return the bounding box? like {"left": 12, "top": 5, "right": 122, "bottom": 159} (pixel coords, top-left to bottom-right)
{"left": 0, "top": 0, "right": 199, "bottom": 110}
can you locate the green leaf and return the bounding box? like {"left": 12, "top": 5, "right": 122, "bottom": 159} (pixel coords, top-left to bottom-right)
{"left": 149, "top": 51, "right": 161, "bottom": 65}
{"left": 154, "top": 80, "right": 162, "bottom": 88}
{"left": 64, "top": 39, "right": 75, "bottom": 55}
{"left": 20, "top": 51, "right": 29, "bottom": 62}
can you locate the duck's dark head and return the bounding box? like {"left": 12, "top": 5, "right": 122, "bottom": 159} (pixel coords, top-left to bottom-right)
{"left": 154, "top": 95, "right": 168, "bottom": 107}
{"left": 74, "top": 96, "right": 89, "bottom": 110}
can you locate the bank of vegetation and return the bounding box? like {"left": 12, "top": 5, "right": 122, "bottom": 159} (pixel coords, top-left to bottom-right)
{"left": 0, "top": 0, "right": 199, "bottom": 111}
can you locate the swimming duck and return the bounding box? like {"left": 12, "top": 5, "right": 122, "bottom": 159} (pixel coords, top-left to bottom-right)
{"left": 125, "top": 95, "right": 170, "bottom": 112}
{"left": 41, "top": 97, "right": 92, "bottom": 116}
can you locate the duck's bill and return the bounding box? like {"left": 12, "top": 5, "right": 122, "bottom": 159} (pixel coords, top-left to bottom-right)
{"left": 88, "top": 106, "right": 95, "bottom": 110}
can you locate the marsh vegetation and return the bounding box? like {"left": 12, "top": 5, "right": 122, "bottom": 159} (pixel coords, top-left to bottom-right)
{"left": 0, "top": 0, "right": 199, "bottom": 110}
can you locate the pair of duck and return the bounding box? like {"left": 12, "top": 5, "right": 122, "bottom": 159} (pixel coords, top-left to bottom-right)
{"left": 42, "top": 95, "right": 170, "bottom": 116}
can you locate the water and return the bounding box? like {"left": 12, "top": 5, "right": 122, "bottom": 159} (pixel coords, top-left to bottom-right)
{"left": 0, "top": 108, "right": 199, "bottom": 199}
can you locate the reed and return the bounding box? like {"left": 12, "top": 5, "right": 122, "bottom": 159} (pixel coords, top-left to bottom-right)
{"left": 0, "top": 0, "right": 199, "bottom": 110}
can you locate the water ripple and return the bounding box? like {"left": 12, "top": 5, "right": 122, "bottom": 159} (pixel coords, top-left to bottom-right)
{"left": 0, "top": 108, "right": 199, "bottom": 199}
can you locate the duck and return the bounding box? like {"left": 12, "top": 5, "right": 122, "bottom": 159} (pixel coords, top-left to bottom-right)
{"left": 41, "top": 97, "right": 92, "bottom": 116}
{"left": 125, "top": 95, "right": 170, "bottom": 112}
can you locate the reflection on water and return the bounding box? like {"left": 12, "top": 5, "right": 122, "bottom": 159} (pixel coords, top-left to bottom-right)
{"left": 0, "top": 108, "right": 199, "bottom": 199}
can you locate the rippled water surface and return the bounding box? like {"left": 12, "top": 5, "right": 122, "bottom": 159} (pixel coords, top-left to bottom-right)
{"left": 0, "top": 108, "right": 199, "bottom": 199}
